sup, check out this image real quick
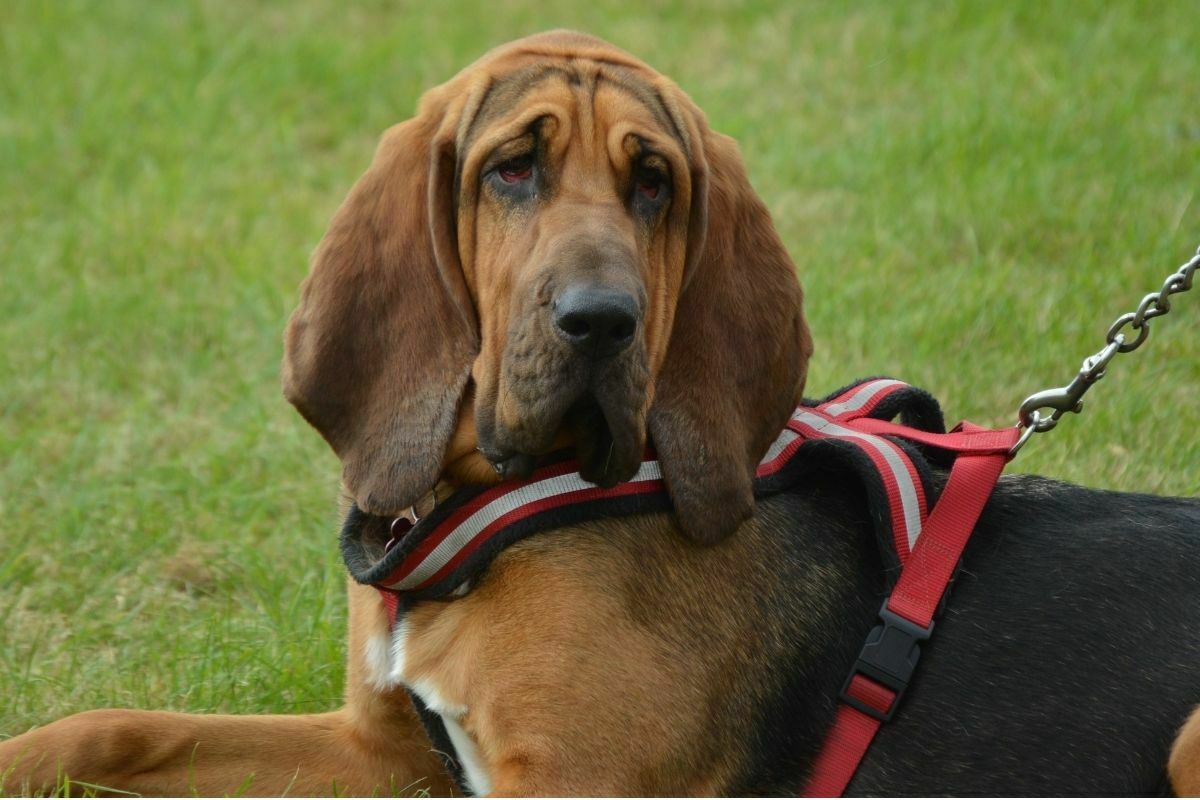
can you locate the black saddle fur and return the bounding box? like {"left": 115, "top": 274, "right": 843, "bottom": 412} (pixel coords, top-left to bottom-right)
{"left": 738, "top": 470, "right": 1199, "bottom": 795}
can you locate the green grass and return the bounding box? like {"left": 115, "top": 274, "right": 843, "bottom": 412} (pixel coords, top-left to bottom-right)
{"left": 2, "top": 0, "right": 1197, "bottom": 753}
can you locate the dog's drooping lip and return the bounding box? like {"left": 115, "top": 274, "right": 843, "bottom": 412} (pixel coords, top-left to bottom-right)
{"left": 475, "top": 324, "right": 650, "bottom": 488}
{"left": 481, "top": 380, "right": 646, "bottom": 486}
{"left": 477, "top": 391, "right": 635, "bottom": 485}
{"left": 566, "top": 395, "right": 618, "bottom": 484}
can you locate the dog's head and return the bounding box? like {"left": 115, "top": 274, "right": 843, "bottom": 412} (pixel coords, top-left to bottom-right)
{"left": 283, "top": 31, "right": 812, "bottom": 543}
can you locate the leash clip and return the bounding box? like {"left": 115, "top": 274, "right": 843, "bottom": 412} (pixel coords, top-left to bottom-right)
{"left": 838, "top": 600, "right": 933, "bottom": 723}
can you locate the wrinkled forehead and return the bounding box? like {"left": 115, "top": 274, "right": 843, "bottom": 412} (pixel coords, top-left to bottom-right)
{"left": 456, "top": 57, "right": 692, "bottom": 163}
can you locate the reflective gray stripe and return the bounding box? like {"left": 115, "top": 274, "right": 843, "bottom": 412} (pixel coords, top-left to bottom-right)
{"left": 821, "top": 379, "right": 906, "bottom": 418}
{"left": 762, "top": 381, "right": 905, "bottom": 467}
{"left": 388, "top": 460, "right": 664, "bottom": 591}
{"left": 759, "top": 428, "right": 800, "bottom": 467}
{"left": 790, "top": 410, "right": 923, "bottom": 550}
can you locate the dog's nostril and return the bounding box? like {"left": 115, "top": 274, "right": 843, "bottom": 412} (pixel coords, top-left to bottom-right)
{"left": 552, "top": 285, "right": 639, "bottom": 359}
{"left": 558, "top": 315, "right": 592, "bottom": 339}
{"left": 609, "top": 319, "right": 635, "bottom": 342}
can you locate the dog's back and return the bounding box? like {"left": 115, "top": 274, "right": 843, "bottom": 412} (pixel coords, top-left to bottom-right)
{"left": 732, "top": 472, "right": 1200, "bottom": 795}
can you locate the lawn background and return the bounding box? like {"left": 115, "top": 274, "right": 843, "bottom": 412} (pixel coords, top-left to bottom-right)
{"left": 2, "top": 0, "right": 1198, "bottom": 754}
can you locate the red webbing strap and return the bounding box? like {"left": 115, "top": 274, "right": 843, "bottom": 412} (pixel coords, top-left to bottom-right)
{"left": 379, "top": 587, "right": 400, "bottom": 627}
{"left": 846, "top": 417, "right": 1018, "bottom": 456}
{"left": 803, "top": 680, "right": 891, "bottom": 795}
{"left": 802, "top": 422, "right": 1020, "bottom": 797}
{"left": 887, "top": 424, "right": 1016, "bottom": 628}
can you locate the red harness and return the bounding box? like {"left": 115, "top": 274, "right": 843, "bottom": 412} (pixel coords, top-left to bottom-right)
{"left": 339, "top": 378, "right": 1019, "bottom": 795}
{"left": 796, "top": 385, "right": 1019, "bottom": 795}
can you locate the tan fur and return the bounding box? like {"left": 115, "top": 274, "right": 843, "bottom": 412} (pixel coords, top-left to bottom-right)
{"left": 1, "top": 31, "right": 817, "bottom": 796}
{"left": 1171, "top": 705, "right": 1200, "bottom": 796}
{"left": 0, "top": 580, "right": 453, "bottom": 796}
{"left": 401, "top": 517, "right": 766, "bottom": 795}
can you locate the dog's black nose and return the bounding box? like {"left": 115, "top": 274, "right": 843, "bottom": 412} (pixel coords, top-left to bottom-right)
{"left": 552, "top": 285, "right": 639, "bottom": 359}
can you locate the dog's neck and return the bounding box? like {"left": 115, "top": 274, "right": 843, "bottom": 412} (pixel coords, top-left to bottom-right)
{"left": 440, "top": 395, "right": 500, "bottom": 486}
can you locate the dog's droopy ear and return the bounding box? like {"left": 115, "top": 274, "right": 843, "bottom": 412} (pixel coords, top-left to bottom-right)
{"left": 649, "top": 129, "right": 813, "bottom": 545}
{"left": 283, "top": 91, "right": 478, "bottom": 516}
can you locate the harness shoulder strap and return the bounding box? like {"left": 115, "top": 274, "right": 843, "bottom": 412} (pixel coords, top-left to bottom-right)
{"left": 801, "top": 416, "right": 1019, "bottom": 796}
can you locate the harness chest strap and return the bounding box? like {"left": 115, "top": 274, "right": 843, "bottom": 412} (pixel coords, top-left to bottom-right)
{"left": 363, "top": 378, "right": 941, "bottom": 606}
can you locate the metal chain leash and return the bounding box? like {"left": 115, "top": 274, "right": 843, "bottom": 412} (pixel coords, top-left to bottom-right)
{"left": 1010, "top": 244, "right": 1200, "bottom": 455}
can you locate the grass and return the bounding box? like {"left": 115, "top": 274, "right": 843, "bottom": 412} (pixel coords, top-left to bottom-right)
{"left": 1, "top": 0, "right": 1197, "bottom": 770}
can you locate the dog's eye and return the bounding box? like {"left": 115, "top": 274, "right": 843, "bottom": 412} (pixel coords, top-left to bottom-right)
{"left": 636, "top": 177, "right": 661, "bottom": 200}
{"left": 633, "top": 167, "right": 668, "bottom": 208}
{"left": 497, "top": 156, "right": 534, "bottom": 184}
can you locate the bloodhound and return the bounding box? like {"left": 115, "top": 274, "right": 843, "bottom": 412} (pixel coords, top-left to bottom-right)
{"left": 3, "top": 30, "right": 1200, "bottom": 797}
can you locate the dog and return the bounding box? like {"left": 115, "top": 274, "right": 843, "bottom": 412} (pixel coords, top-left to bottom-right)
{"left": 2, "top": 30, "right": 1199, "bottom": 797}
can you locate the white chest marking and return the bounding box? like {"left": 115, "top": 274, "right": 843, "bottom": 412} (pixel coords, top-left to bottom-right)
{"left": 363, "top": 629, "right": 398, "bottom": 691}
{"left": 366, "top": 616, "right": 493, "bottom": 794}
{"left": 407, "top": 662, "right": 489, "bottom": 794}
{"left": 388, "top": 615, "right": 410, "bottom": 687}
{"left": 361, "top": 616, "right": 414, "bottom": 690}
{"left": 408, "top": 676, "right": 467, "bottom": 718}
{"left": 441, "top": 715, "right": 493, "bottom": 796}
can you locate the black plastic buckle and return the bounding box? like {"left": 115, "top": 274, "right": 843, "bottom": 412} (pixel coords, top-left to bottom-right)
{"left": 838, "top": 599, "right": 933, "bottom": 722}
